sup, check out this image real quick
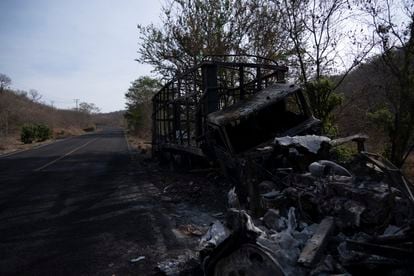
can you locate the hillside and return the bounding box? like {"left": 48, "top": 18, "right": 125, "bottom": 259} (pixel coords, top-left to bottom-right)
{"left": 335, "top": 56, "right": 397, "bottom": 152}
{"left": 0, "top": 89, "right": 103, "bottom": 153}
{"left": 93, "top": 111, "right": 126, "bottom": 128}
{"left": 335, "top": 55, "right": 414, "bottom": 180}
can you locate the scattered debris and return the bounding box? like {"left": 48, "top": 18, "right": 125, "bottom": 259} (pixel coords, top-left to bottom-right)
{"left": 227, "top": 187, "right": 240, "bottom": 209}
{"left": 196, "top": 149, "right": 414, "bottom": 275}
{"left": 152, "top": 138, "right": 414, "bottom": 275}
{"left": 156, "top": 251, "right": 199, "bottom": 276}
{"left": 130, "top": 256, "right": 145, "bottom": 263}
{"left": 309, "top": 160, "right": 352, "bottom": 177}
{"left": 274, "top": 135, "right": 331, "bottom": 154}
{"left": 262, "top": 208, "right": 284, "bottom": 231}
{"left": 149, "top": 57, "right": 414, "bottom": 275}
{"left": 298, "top": 217, "right": 334, "bottom": 267}
{"left": 212, "top": 212, "right": 224, "bottom": 218}
{"left": 177, "top": 224, "right": 204, "bottom": 236}
{"left": 200, "top": 220, "right": 230, "bottom": 250}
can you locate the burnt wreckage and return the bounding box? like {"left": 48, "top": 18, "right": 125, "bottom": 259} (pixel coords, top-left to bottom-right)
{"left": 152, "top": 56, "right": 414, "bottom": 275}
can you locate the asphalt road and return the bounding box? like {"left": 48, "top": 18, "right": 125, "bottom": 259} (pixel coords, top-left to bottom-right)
{"left": 0, "top": 128, "right": 181, "bottom": 275}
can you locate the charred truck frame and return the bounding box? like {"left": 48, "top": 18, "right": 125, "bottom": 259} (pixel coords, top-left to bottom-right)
{"left": 152, "top": 56, "right": 320, "bottom": 212}
{"left": 152, "top": 56, "right": 414, "bottom": 275}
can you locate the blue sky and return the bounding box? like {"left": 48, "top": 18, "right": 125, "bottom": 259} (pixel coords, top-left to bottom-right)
{"left": 0, "top": 0, "right": 162, "bottom": 112}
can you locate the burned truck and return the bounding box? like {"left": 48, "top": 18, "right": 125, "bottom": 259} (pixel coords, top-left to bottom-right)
{"left": 153, "top": 56, "right": 414, "bottom": 275}
{"left": 152, "top": 56, "right": 319, "bottom": 206}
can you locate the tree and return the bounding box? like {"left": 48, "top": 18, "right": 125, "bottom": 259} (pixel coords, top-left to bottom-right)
{"left": 240, "top": 0, "right": 290, "bottom": 60}
{"left": 78, "top": 102, "right": 101, "bottom": 114}
{"left": 137, "top": 0, "right": 379, "bottom": 135}
{"left": 278, "top": 0, "right": 374, "bottom": 133}
{"left": 0, "top": 73, "right": 11, "bottom": 93}
{"left": 29, "top": 89, "right": 42, "bottom": 102}
{"left": 125, "top": 76, "right": 161, "bottom": 136}
{"left": 137, "top": 0, "right": 289, "bottom": 78}
{"left": 363, "top": 0, "right": 414, "bottom": 166}
{"left": 137, "top": 0, "right": 245, "bottom": 77}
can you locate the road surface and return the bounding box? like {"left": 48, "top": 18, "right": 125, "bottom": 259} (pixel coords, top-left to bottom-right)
{"left": 0, "top": 128, "right": 196, "bottom": 275}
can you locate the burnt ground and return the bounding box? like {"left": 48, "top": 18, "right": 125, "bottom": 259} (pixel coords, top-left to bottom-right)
{"left": 0, "top": 128, "right": 228, "bottom": 275}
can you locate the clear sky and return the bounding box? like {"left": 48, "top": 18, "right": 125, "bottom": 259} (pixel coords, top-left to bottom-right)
{"left": 0, "top": 0, "right": 162, "bottom": 112}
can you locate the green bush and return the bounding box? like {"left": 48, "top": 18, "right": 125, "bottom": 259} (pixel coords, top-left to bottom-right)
{"left": 83, "top": 126, "right": 96, "bottom": 132}
{"left": 305, "top": 78, "right": 344, "bottom": 135}
{"left": 35, "top": 124, "right": 52, "bottom": 141}
{"left": 21, "top": 124, "right": 35, "bottom": 144}
{"left": 20, "top": 124, "right": 52, "bottom": 144}
{"left": 331, "top": 144, "right": 358, "bottom": 163}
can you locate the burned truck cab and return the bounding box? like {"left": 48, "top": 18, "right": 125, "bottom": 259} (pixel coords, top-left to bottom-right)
{"left": 206, "top": 83, "right": 320, "bottom": 155}
{"left": 206, "top": 83, "right": 320, "bottom": 209}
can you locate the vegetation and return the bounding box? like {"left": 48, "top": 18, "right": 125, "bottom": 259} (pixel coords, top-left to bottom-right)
{"left": 136, "top": 0, "right": 376, "bottom": 134}
{"left": 137, "top": 0, "right": 288, "bottom": 78}
{"left": 0, "top": 73, "right": 12, "bottom": 93}
{"left": 93, "top": 111, "right": 125, "bottom": 128}
{"left": 20, "top": 124, "right": 35, "bottom": 144}
{"left": 361, "top": 0, "right": 414, "bottom": 167}
{"left": 131, "top": 0, "right": 414, "bottom": 168}
{"left": 20, "top": 124, "right": 52, "bottom": 144}
{"left": 333, "top": 0, "right": 414, "bottom": 166}
{"left": 124, "top": 76, "right": 161, "bottom": 138}
{"left": 78, "top": 102, "right": 100, "bottom": 114}
{"left": 0, "top": 86, "right": 102, "bottom": 147}
{"left": 305, "top": 78, "right": 343, "bottom": 135}
{"left": 277, "top": 0, "right": 374, "bottom": 133}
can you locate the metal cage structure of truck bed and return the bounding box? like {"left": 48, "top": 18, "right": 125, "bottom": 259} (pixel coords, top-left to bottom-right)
{"left": 152, "top": 55, "right": 288, "bottom": 157}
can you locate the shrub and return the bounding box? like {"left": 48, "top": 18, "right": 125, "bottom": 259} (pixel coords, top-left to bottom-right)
{"left": 305, "top": 78, "right": 343, "bottom": 135}
{"left": 82, "top": 126, "right": 95, "bottom": 132}
{"left": 21, "top": 124, "right": 35, "bottom": 144}
{"left": 331, "top": 144, "right": 358, "bottom": 163}
{"left": 20, "top": 124, "right": 52, "bottom": 144}
{"left": 35, "top": 124, "right": 52, "bottom": 141}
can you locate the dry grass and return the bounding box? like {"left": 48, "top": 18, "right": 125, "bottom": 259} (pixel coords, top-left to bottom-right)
{"left": 126, "top": 134, "right": 152, "bottom": 153}
{"left": 0, "top": 89, "right": 97, "bottom": 155}
{"left": 0, "top": 89, "right": 95, "bottom": 136}
{"left": 0, "top": 135, "right": 52, "bottom": 155}
{"left": 0, "top": 127, "right": 87, "bottom": 155}
{"left": 53, "top": 127, "right": 85, "bottom": 139}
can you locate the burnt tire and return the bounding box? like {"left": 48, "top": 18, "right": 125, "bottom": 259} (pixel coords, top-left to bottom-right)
{"left": 212, "top": 244, "right": 284, "bottom": 276}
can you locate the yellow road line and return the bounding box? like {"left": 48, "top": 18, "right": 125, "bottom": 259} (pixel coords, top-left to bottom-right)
{"left": 34, "top": 138, "right": 99, "bottom": 172}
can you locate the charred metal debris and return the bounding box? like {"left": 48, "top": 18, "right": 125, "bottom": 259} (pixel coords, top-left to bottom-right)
{"left": 152, "top": 55, "right": 414, "bottom": 275}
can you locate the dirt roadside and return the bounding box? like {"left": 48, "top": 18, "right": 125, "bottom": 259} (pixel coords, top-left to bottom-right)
{"left": 0, "top": 127, "right": 89, "bottom": 156}
{"left": 120, "top": 148, "right": 230, "bottom": 275}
